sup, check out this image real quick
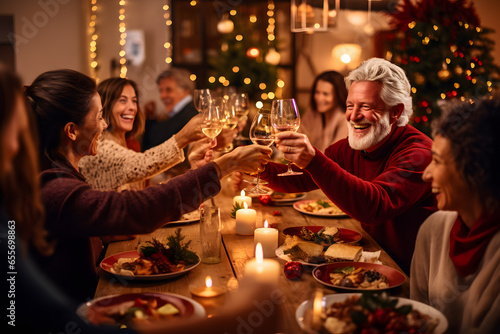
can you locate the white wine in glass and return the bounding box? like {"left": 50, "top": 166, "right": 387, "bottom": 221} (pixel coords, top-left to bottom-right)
{"left": 201, "top": 97, "right": 224, "bottom": 141}
{"left": 245, "top": 108, "right": 274, "bottom": 195}
{"left": 271, "top": 98, "right": 303, "bottom": 176}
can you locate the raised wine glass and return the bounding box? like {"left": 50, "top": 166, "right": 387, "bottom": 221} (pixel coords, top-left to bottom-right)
{"left": 201, "top": 97, "right": 224, "bottom": 147}
{"left": 194, "top": 89, "right": 211, "bottom": 113}
{"left": 231, "top": 93, "right": 250, "bottom": 140}
{"left": 245, "top": 108, "right": 274, "bottom": 195}
{"left": 271, "top": 98, "right": 303, "bottom": 176}
{"left": 216, "top": 99, "right": 240, "bottom": 153}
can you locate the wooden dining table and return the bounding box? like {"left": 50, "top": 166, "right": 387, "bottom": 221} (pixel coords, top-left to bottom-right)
{"left": 94, "top": 189, "right": 409, "bottom": 333}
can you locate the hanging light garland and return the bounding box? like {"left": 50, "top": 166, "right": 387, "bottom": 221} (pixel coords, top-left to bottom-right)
{"left": 88, "top": 0, "right": 98, "bottom": 79}
{"left": 118, "top": 0, "right": 127, "bottom": 78}
{"left": 163, "top": 0, "right": 173, "bottom": 65}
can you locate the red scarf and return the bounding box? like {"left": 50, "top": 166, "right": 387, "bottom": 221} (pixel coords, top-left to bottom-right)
{"left": 449, "top": 212, "right": 500, "bottom": 277}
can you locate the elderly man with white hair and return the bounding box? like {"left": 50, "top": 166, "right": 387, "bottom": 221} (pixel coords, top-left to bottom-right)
{"left": 262, "top": 58, "right": 436, "bottom": 273}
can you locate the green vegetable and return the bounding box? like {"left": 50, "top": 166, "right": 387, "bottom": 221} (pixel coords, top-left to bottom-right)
{"left": 333, "top": 266, "right": 355, "bottom": 274}
{"left": 316, "top": 199, "right": 331, "bottom": 208}
{"left": 137, "top": 241, "right": 159, "bottom": 257}
{"left": 166, "top": 228, "right": 198, "bottom": 264}
{"left": 230, "top": 202, "right": 245, "bottom": 219}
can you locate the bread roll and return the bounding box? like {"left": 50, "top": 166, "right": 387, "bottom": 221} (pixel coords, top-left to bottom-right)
{"left": 324, "top": 244, "right": 362, "bottom": 262}
{"left": 282, "top": 235, "right": 323, "bottom": 257}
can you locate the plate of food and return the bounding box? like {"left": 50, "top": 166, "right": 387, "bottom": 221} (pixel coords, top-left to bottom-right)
{"left": 276, "top": 233, "right": 380, "bottom": 267}
{"left": 77, "top": 292, "right": 205, "bottom": 328}
{"left": 270, "top": 191, "right": 306, "bottom": 203}
{"left": 100, "top": 229, "right": 200, "bottom": 281}
{"left": 294, "top": 199, "right": 348, "bottom": 217}
{"left": 312, "top": 262, "right": 406, "bottom": 291}
{"left": 245, "top": 186, "right": 273, "bottom": 198}
{"left": 295, "top": 292, "right": 447, "bottom": 334}
{"left": 283, "top": 226, "right": 362, "bottom": 244}
{"left": 166, "top": 210, "right": 200, "bottom": 225}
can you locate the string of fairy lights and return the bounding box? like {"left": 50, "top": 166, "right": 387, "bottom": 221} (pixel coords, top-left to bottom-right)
{"left": 163, "top": 0, "right": 173, "bottom": 65}
{"left": 118, "top": 0, "right": 127, "bottom": 78}
{"left": 88, "top": 0, "right": 98, "bottom": 79}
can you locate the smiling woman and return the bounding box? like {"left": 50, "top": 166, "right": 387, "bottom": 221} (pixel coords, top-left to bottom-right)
{"left": 79, "top": 77, "right": 206, "bottom": 192}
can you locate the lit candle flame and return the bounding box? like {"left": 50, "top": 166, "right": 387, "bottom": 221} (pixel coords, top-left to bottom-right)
{"left": 243, "top": 202, "right": 248, "bottom": 209}
{"left": 255, "top": 242, "right": 263, "bottom": 267}
{"left": 205, "top": 276, "right": 213, "bottom": 288}
{"left": 312, "top": 289, "right": 324, "bottom": 330}
{"left": 241, "top": 190, "right": 246, "bottom": 197}
{"left": 264, "top": 220, "right": 269, "bottom": 228}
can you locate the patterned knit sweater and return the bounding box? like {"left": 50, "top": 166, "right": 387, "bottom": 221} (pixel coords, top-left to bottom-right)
{"left": 79, "top": 132, "right": 184, "bottom": 191}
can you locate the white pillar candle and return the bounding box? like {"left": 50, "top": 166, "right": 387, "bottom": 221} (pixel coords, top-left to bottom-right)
{"left": 235, "top": 202, "right": 256, "bottom": 235}
{"left": 254, "top": 220, "right": 278, "bottom": 258}
{"left": 244, "top": 243, "right": 280, "bottom": 286}
{"left": 233, "top": 190, "right": 252, "bottom": 208}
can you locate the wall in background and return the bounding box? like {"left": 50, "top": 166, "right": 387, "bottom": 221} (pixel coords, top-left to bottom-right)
{"left": 1, "top": 0, "right": 498, "bottom": 109}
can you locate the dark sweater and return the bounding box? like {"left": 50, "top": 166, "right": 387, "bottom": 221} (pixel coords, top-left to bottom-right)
{"left": 261, "top": 125, "right": 436, "bottom": 273}
{"left": 142, "top": 101, "right": 198, "bottom": 150}
{"left": 36, "top": 158, "right": 220, "bottom": 301}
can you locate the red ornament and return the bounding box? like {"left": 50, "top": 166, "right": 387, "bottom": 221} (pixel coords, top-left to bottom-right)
{"left": 259, "top": 195, "right": 271, "bottom": 205}
{"left": 284, "top": 261, "right": 304, "bottom": 280}
{"left": 273, "top": 210, "right": 281, "bottom": 216}
{"left": 422, "top": 115, "right": 428, "bottom": 122}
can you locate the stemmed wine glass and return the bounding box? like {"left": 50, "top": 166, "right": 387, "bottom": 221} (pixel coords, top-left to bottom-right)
{"left": 245, "top": 108, "right": 274, "bottom": 195}
{"left": 216, "top": 99, "right": 240, "bottom": 152}
{"left": 271, "top": 98, "right": 303, "bottom": 176}
{"left": 201, "top": 97, "right": 224, "bottom": 147}
{"left": 231, "top": 93, "right": 250, "bottom": 140}
{"left": 194, "top": 89, "right": 211, "bottom": 113}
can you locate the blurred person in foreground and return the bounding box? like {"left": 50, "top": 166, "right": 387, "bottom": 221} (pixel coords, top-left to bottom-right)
{"left": 299, "top": 70, "right": 348, "bottom": 151}
{"left": 25, "top": 69, "right": 272, "bottom": 302}
{"left": 261, "top": 58, "right": 436, "bottom": 273}
{"left": 0, "top": 66, "right": 131, "bottom": 333}
{"left": 411, "top": 97, "right": 500, "bottom": 333}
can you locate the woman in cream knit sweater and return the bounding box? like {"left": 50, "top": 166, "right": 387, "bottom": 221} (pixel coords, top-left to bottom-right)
{"left": 79, "top": 77, "right": 206, "bottom": 191}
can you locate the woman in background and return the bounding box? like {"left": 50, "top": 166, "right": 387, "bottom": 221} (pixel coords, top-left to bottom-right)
{"left": 411, "top": 97, "right": 500, "bottom": 333}
{"left": 79, "top": 77, "right": 207, "bottom": 191}
{"left": 299, "top": 71, "right": 348, "bottom": 151}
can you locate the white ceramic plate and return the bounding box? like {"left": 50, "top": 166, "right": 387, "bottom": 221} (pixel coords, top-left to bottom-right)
{"left": 77, "top": 292, "right": 205, "bottom": 327}
{"left": 271, "top": 192, "right": 307, "bottom": 203}
{"left": 293, "top": 199, "right": 349, "bottom": 218}
{"left": 295, "top": 293, "right": 448, "bottom": 334}
{"left": 100, "top": 250, "right": 201, "bottom": 281}
{"left": 166, "top": 210, "right": 200, "bottom": 225}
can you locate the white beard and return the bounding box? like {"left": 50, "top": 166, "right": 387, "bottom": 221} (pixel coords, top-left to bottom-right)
{"left": 347, "top": 112, "right": 392, "bottom": 151}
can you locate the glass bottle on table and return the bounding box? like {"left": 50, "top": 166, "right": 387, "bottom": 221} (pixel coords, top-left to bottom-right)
{"left": 271, "top": 98, "right": 302, "bottom": 176}
{"left": 245, "top": 108, "right": 274, "bottom": 195}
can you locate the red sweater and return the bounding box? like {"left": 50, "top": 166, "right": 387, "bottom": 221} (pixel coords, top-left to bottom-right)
{"left": 36, "top": 158, "right": 220, "bottom": 301}
{"left": 261, "top": 125, "right": 436, "bottom": 272}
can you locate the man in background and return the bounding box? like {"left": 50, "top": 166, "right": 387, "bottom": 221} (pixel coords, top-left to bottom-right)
{"left": 142, "top": 67, "right": 198, "bottom": 151}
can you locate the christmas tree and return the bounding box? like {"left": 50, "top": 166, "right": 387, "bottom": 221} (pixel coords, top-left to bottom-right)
{"left": 388, "top": 0, "right": 500, "bottom": 135}
{"left": 207, "top": 9, "right": 279, "bottom": 102}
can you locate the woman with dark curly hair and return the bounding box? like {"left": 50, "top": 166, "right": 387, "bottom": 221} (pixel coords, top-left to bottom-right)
{"left": 410, "top": 97, "right": 500, "bottom": 333}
